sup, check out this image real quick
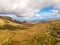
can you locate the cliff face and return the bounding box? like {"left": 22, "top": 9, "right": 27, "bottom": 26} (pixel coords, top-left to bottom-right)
{"left": 0, "top": 16, "right": 60, "bottom": 45}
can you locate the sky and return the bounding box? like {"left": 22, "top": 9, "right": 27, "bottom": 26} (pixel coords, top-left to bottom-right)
{"left": 0, "top": 0, "right": 60, "bottom": 22}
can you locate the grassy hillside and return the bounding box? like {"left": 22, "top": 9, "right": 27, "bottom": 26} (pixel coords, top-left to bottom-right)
{"left": 0, "top": 16, "right": 60, "bottom": 45}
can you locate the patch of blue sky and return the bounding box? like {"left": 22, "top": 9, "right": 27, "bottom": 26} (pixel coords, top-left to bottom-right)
{"left": 30, "top": 6, "right": 60, "bottom": 22}
{"left": 35, "top": 6, "right": 53, "bottom": 17}
{"left": 39, "top": 6, "right": 54, "bottom": 13}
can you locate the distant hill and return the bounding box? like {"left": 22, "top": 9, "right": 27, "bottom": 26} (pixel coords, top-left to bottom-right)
{"left": 0, "top": 16, "right": 60, "bottom": 45}
{"left": 0, "top": 16, "right": 23, "bottom": 24}
{"left": 0, "top": 16, "right": 34, "bottom": 30}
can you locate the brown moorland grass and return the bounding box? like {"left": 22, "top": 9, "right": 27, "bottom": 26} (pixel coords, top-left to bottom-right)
{"left": 0, "top": 16, "right": 60, "bottom": 45}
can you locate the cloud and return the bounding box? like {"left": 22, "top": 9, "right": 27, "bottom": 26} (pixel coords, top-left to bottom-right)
{"left": 21, "top": 13, "right": 44, "bottom": 22}
{"left": 51, "top": 9, "right": 59, "bottom": 14}
{"left": 0, "top": 0, "right": 60, "bottom": 19}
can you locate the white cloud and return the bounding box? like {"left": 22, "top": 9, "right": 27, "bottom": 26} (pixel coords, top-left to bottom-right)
{"left": 51, "top": 9, "right": 59, "bottom": 14}
{"left": 0, "top": 0, "right": 60, "bottom": 19}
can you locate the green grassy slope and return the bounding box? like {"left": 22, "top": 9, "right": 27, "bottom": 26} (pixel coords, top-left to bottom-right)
{"left": 0, "top": 16, "right": 60, "bottom": 45}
